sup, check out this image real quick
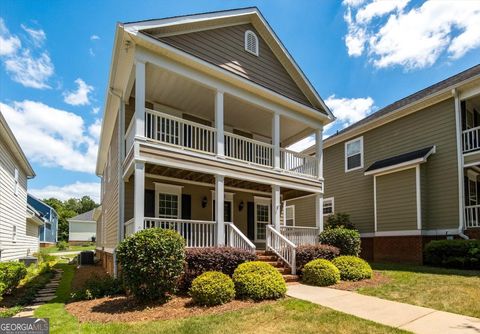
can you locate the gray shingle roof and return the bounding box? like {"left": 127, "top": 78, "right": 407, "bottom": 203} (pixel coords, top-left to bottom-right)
{"left": 68, "top": 209, "right": 95, "bottom": 222}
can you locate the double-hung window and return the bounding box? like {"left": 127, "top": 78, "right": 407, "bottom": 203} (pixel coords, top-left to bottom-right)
{"left": 345, "top": 137, "right": 363, "bottom": 172}
{"left": 323, "top": 198, "right": 334, "bottom": 216}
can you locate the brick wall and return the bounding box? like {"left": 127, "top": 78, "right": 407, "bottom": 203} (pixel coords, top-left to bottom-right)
{"left": 465, "top": 228, "right": 480, "bottom": 239}
{"left": 372, "top": 236, "right": 424, "bottom": 264}
{"left": 96, "top": 249, "right": 114, "bottom": 275}
{"left": 360, "top": 237, "right": 374, "bottom": 262}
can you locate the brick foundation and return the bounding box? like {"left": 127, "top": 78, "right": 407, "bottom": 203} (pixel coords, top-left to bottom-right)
{"left": 465, "top": 228, "right": 480, "bottom": 239}
{"left": 95, "top": 249, "right": 115, "bottom": 275}
{"left": 360, "top": 237, "right": 374, "bottom": 262}
{"left": 39, "top": 243, "right": 55, "bottom": 248}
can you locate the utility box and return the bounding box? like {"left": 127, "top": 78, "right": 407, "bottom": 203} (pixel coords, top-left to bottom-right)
{"left": 78, "top": 251, "right": 94, "bottom": 265}
{"left": 19, "top": 256, "right": 38, "bottom": 267}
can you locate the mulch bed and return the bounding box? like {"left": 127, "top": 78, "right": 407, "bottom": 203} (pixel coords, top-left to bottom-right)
{"left": 331, "top": 272, "right": 391, "bottom": 291}
{"left": 65, "top": 296, "right": 273, "bottom": 323}
{"left": 71, "top": 265, "right": 109, "bottom": 292}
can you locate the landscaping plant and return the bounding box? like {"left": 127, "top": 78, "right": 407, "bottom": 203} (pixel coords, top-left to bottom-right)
{"left": 116, "top": 228, "right": 185, "bottom": 301}
{"left": 325, "top": 213, "right": 356, "bottom": 230}
{"left": 72, "top": 274, "right": 125, "bottom": 300}
{"left": 0, "top": 262, "right": 27, "bottom": 299}
{"left": 56, "top": 241, "right": 69, "bottom": 251}
{"left": 302, "top": 259, "right": 340, "bottom": 286}
{"left": 332, "top": 256, "right": 372, "bottom": 281}
{"left": 296, "top": 244, "right": 340, "bottom": 273}
{"left": 190, "top": 271, "right": 235, "bottom": 306}
{"left": 424, "top": 239, "right": 480, "bottom": 269}
{"left": 233, "top": 261, "right": 286, "bottom": 301}
{"left": 319, "top": 227, "right": 361, "bottom": 256}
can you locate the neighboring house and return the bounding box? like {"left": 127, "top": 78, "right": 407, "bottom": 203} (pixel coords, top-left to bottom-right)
{"left": 293, "top": 65, "right": 480, "bottom": 264}
{"left": 0, "top": 112, "right": 40, "bottom": 261}
{"left": 95, "top": 8, "right": 334, "bottom": 274}
{"left": 27, "top": 194, "right": 59, "bottom": 246}
{"left": 68, "top": 209, "right": 97, "bottom": 243}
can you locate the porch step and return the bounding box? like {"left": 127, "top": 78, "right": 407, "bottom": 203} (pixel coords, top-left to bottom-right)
{"left": 256, "top": 250, "right": 297, "bottom": 282}
{"left": 283, "top": 274, "right": 300, "bottom": 283}
{"left": 257, "top": 255, "right": 278, "bottom": 262}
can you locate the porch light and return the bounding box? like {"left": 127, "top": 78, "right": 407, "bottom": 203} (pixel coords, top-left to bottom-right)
{"left": 201, "top": 196, "right": 208, "bottom": 208}
{"left": 238, "top": 201, "right": 244, "bottom": 212}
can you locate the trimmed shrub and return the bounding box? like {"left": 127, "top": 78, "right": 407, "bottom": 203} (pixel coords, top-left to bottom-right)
{"left": 116, "top": 228, "right": 185, "bottom": 301}
{"left": 73, "top": 274, "right": 125, "bottom": 300}
{"left": 0, "top": 262, "right": 27, "bottom": 298}
{"left": 233, "top": 261, "right": 286, "bottom": 301}
{"left": 56, "top": 241, "right": 69, "bottom": 251}
{"left": 319, "top": 228, "right": 361, "bottom": 256}
{"left": 180, "top": 247, "right": 256, "bottom": 291}
{"left": 424, "top": 240, "right": 480, "bottom": 269}
{"left": 190, "top": 271, "right": 235, "bottom": 306}
{"left": 332, "top": 256, "right": 372, "bottom": 281}
{"left": 302, "top": 259, "right": 340, "bottom": 286}
{"left": 325, "top": 213, "right": 356, "bottom": 230}
{"left": 296, "top": 244, "right": 340, "bottom": 273}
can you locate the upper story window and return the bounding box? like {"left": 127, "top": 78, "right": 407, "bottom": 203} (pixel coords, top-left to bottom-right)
{"left": 14, "top": 168, "right": 19, "bottom": 196}
{"left": 245, "top": 30, "right": 259, "bottom": 56}
{"left": 345, "top": 137, "right": 364, "bottom": 172}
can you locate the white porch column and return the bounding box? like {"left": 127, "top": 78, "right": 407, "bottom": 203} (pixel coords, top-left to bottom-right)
{"left": 315, "top": 127, "right": 323, "bottom": 179}
{"left": 135, "top": 60, "right": 146, "bottom": 137}
{"left": 134, "top": 161, "right": 145, "bottom": 232}
{"left": 215, "top": 90, "right": 225, "bottom": 158}
{"left": 315, "top": 193, "right": 324, "bottom": 231}
{"left": 272, "top": 185, "right": 281, "bottom": 231}
{"left": 215, "top": 175, "right": 225, "bottom": 245}
{"left": 453, "top": 89, "right": 465, "bottom": 231}
{"left": 272, "top": 113, "right": 280, "bottom": 169}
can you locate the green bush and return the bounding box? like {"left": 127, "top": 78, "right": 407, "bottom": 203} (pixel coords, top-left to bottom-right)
{"left": 116, "top": 228, "right": 185, "bottom": 301}
{"left": 190, "top": 271, "right": 235, "bottom": 306}
{"left": 56, "top": 241, "right": 69, "bottom": 251}
{"left": 332, "top": 256, "right": 372, "bottom": 281}
{"left": 319, "top": 228, "right": 361, "bottom": 256}
{"left": 302, "top": 259, "right": 340, "bottom": 286}
{"left": 233, "top": 261, "right": 286, "bottom": 301}
{"left": 72, "top": 274, "right": 124, "bottom": 300}
{"left": 325, "top": 213, "right": 356, "bottom": 230}
{"left": 424, "top": 240, "right": 480, "bottom": 269}
{"left": 296, "top": 244, "right": 340, "bottom": 273}
{"left": 0, "top": 262, "right": 27, "bottom": 298}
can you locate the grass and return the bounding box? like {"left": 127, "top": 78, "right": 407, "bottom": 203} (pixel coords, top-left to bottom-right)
{"left": 35, "top": 264, "right": 407, "bottom": 334}
{"left": 358, "top": 263, "right": 480, "bottom": 318}
{"left": 41, "top": 244, "right": 95, "bottom": 254}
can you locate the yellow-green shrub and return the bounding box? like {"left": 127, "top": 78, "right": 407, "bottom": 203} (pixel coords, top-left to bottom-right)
{"left": 233, "top": 261, "right": 286, "bottom": 301}
{"left": 302, "top": 259, "right": 340, "bottom": 286}
{"left": 332, "top": 256, "right": 372, "bottom": 281}
{"left": 190, "top": 271, "right": 235, "bottom": 306}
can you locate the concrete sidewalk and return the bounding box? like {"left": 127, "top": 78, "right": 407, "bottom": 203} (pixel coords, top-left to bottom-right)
{"left": 287, "top": 284, "right": 480, "bottom": 334}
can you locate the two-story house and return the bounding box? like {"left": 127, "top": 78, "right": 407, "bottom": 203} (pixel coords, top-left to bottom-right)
{"left": 291, "top": 64, "right": 480, "bottom": 264}
{"left": 0, "top": 112, "right": 42, "bottom": 261}
{"left": 27, "top": 194, "right": 59, "bottom": 247}
{"left": 95, "top": 8, "right": 334, "bottom": 274}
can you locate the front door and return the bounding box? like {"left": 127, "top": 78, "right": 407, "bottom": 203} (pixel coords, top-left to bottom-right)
{"left": 254, "top": 197, "right": 271, "bottom": 242}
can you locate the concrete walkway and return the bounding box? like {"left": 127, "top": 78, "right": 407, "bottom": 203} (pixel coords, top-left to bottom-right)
{"left": 287, "top": 284, "right": 480, "bottom": 334}
{"left": 49, "top": 251, "right": 81, "bottom": 256}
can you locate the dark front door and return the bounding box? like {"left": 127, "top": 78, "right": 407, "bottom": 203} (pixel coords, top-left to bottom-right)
{"left": 213, "top": 201, "right": 233, "bottom": 222}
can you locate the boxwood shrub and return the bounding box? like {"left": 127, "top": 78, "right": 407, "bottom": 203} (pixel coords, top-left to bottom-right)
{"left": 332, "top": 256, "right": 372, "bottom": 281}
{"left": 319, "top": 227, "right": 361, "bottom": 256}
{"left": 233, "top": 261, "right": 286, "bottom": 301}
{"left": 296, "top": 244, "right": 340, "bottom": 273}
{"left": 0, "top": 262, "right": 27, "bottom": 299}
{"left": 424, "top": 239, "right": 480, "bottom": 269}
{"left": 302, "top": 259, "right": 340, "bottom": 286}
{"left": 190, "top": 271, "right": 235, "bottom": 306}
{"left": 325, "top": 213, "right": 356, "bottom": 230}
{"left": 180, "top": 247, "right": 256, "bottom": 291}
{"left": 116, "top": 228, "right": 185, "bottom": 301}
{"left": 72, "top": 274, "right": 125, "bottom": 300}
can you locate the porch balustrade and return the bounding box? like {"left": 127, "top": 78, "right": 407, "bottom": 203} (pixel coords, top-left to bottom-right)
{"left": 279, "top": 226, "right": 320, "bottom": 246}
{"left": 462, "top": 126, "right": 480, "bottom": 153}
{"left": 465, "top": 205, "right": 480, "bottom": 228}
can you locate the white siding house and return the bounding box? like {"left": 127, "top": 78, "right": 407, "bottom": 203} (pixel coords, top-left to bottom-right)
{"left": 0, "top": 112, "right": 38, "bottom": 262}
{"left": 68, "top": 209, "right": 97, "bottom": 242}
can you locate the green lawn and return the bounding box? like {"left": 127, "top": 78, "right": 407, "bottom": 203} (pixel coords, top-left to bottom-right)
{"left": 35, "top": 264, "right": 407, "bottom": 334}
{"left": 358, "top": 263, "right": 480, "bottom": 318}
{"left": 40, "top": 245, "right": 95, "bottom": 254}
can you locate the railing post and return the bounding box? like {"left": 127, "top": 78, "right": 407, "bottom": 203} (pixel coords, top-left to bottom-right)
{"left": 272, "top": 185, "right": 281, "bottom": 231}
{"left": 315, "top": 193, "right": 324, "bottom": 234}
{"left": 135, "top": 60, "right": 146, "bottom": 138}
{"left": 215, "top": 90, "right": 224, "bottom": 158}
{"left": 134, "top": 160, "right": 145, "bottom": 232}
{"left": 272, "top": 113, "right": 280, "bottom": 169}
{"left": 315, "top": 126, "right": 323, "bottom": 179}
{"left": 215, "top": 174, "right": 225, "bottom": 246}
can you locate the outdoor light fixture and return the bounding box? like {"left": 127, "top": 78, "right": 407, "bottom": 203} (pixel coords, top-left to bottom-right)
{"left": 238, "top": 201, "right": 244, "bottom": 212}
{"left": 201, "top": 196, "right": 208, "bottom": 208}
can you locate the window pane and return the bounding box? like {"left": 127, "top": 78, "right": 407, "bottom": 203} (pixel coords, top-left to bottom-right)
{"left": 347, "top": 154, "right": 361, "bottom": 170}
{"left": 158, "top": 193, "right": 179, "bottom": 219}
{"left": 347, "top": 140, "right": 361, "bottom": 156}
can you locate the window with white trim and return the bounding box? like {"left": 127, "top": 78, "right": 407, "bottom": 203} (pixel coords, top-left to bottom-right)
{"left": 345, "top": 137, "right": 363, "bottom": 172}
{"left": 14, "top": 168, "right": 19, "bottom": 196}
{"left": 284, "top": 205, "right": 295, "bottom": 226}
{"left": 323, "top": 198, "right": 334, "bottom": 216}
{"left": 245, "top": 30, "right": 259, "bottom": 56}
{"left": 154, "top": 183, "right": 182, "bottom": 220}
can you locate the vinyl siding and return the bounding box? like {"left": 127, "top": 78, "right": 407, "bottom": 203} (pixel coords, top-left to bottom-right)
{"left": 285, "top": 196, "right": 316, "bottom": 227}
{"left": 159, "top": 24, "right": 313, "bottom": 107}
{"left": 69, "top": 221, "right": 96, "bottom": 242}
{"left": 324, "top": 98, "right": 459, "bottom": 233}
{"left": 376, "top": 168, "right": 417, "bottom": 232}
{"left": 0, "top": 139, "right": 38, "bottom": 261}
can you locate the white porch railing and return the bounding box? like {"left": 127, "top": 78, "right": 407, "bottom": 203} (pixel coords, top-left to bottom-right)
{"left": 144, "top": 218, "right": 216, "bottom": 247}
{"left": 280, "top": 148, "right": 318, "bottom": 178}
{"left": 145, "top": 108, "right": 217, "bottom": 154}
{"left": 465, "top": 205, "right": 480, "bottom": 228}
{"left": 266, "top": 225, "right": 297, "bottom": 275}
{"left": 226, "top": 223, "right": 256, "bottom": 253}
{"left": 224, "top": 132, "right": 273, "bottom": 167}
{"left": 462, "top": 126, "right": 480, "bottom": 153}
{"left": 124, "top": 218, "right": 135, "bottom": 237}
{"left": 125, "top": 119, "right": 135, "bottom": 156}
{"left": 280, "top": 226, "right": 319, "bottom": 246}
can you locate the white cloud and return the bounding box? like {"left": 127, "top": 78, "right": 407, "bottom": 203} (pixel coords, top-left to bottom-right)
{"left": 90, "top": 35, "right": 100, "bottom": 41}
{"left": 30, "top": 182, "right": 101, "bottom": 203}
{"left": 89, "top": 48, "right": 95, "bottom": 57}
{"left": 21, "top": 24, "right": 46, "bottom": 47}
{"left": 343, "top": 0, "right": 365, "bottom": 8}
{"left": 0, "top": 18, "right": 21, "bottom": 56}
{"left": 63, "top": 78, "right": 94, "bottom": 106}
{"left": 92, "top": 107, "right": 100, "bottom": 114}
{"left": 88, "top": 118, "right": 102, "bottom": 140}
{"left": 325, "top": 95, "right": 374, "bottom": 128}
{"left": 0, "top": 100, "right": 99, "bottom": 173}
{"left": 343, "top": 0, "right": 480, "bottom": 69}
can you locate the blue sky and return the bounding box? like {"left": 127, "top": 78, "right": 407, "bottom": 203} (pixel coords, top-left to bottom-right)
{"left": 1, "top": 0, "right": 479, "bottom": 202}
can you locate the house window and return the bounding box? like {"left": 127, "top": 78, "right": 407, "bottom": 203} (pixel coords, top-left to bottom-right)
{"left": 323, "top": 198, "right": 334, "bottom": 216}
{"left": 345, "top": 137, "right": 363, "bottom": 172}
{"left": 284, "top": 205, "right": 295, "bottom": 226}
{"left": 245, "top": 30, "right": 259, "bottom": 56}
{"left": 14, "top": 168, "right": 19, "bottom": 196}
{"left": 154, "top": 183, "right": 182, "bottom": 222}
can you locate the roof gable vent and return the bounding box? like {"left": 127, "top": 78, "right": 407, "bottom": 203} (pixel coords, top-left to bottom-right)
{"left": 244, "top": 30, "right": 259, "bottom": 56}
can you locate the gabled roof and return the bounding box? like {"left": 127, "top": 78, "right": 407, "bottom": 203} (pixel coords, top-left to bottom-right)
{"left": 68, "top": 209, "right": 96, "bottom": 223}
{"left": 0, "top": 111, "right": 35, "bottom": 178}
{"left": 364, "top": 146, "right": 435, "bottom": 175}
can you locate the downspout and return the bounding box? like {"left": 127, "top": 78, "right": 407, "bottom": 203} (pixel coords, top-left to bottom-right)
{"left": 452, "top": 88, "right": 469, "bottom": 240}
